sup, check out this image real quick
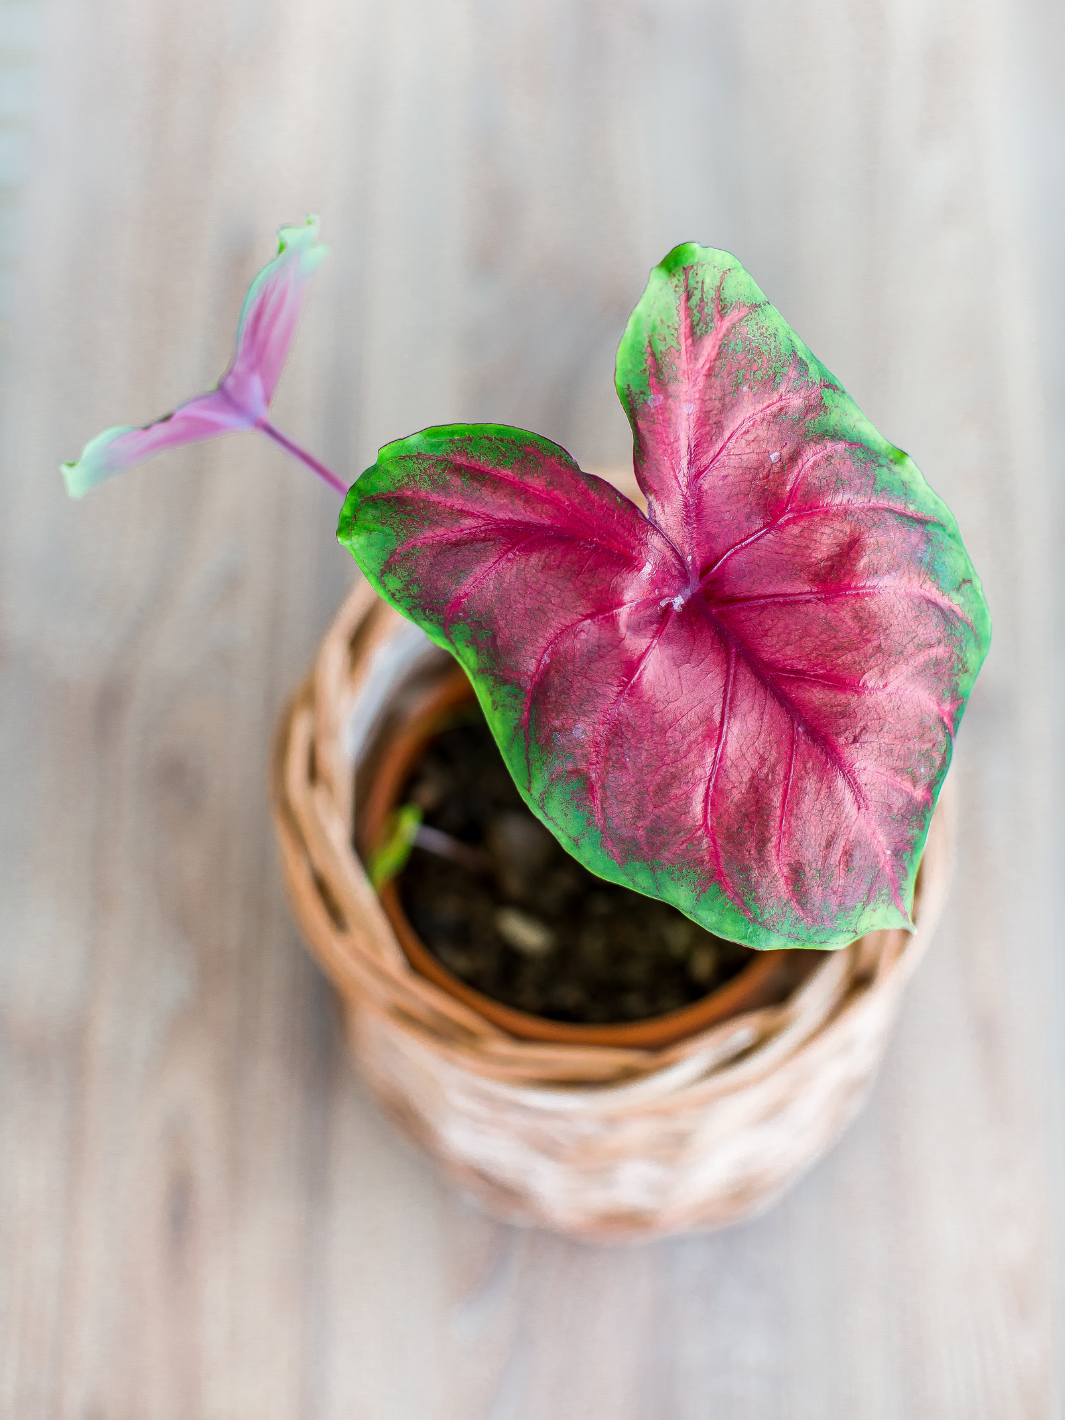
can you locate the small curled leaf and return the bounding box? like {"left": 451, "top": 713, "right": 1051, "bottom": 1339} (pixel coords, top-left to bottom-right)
{"left": 368, "top": 803, "right": 424, "bottom": 890}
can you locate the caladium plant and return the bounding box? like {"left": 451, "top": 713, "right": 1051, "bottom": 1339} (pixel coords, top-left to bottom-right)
{"left": 65, "top": 221, "right": 990, "bottom": 954}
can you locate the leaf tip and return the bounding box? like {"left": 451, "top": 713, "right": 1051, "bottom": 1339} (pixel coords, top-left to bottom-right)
{"left": 276, "top": 213, "right": 329, "bottom": 276}
{"left": 60, "top": 459, "right": 87, "bottom": 500}
{"left": 58, "top": 424, "right": 135, "bottom": 499}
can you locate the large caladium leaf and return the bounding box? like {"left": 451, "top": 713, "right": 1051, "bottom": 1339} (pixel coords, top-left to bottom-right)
{"left": 339, "top": 245, "right": 990, "bottom": 951}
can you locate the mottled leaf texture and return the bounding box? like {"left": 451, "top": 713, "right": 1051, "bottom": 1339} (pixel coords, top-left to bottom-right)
{"left": 340, "top": 246, "right": 990, "bottom": 950}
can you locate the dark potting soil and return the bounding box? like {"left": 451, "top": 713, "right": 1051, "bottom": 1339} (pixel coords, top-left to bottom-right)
{"left": 395, "top": 703, "right": 756, "bottom": 1025}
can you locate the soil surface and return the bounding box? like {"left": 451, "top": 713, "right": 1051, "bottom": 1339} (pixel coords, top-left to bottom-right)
{"left": 395, "top": 703, "right": 756, "bottom": 1025}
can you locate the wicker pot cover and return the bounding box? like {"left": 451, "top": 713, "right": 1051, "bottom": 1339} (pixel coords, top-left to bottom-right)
{"left": 272, "top": 580, "right": 953, "bottom": 1243}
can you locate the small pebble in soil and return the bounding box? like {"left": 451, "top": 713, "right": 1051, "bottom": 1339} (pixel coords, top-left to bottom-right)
{"left": 495, "top": 906, "right": 555, "bottom": 957}
{"left": 408, "top": 766, "right": 452, "bottom": 813}
{"left": 437, "top": 943, "right": 474, "bottom": 977}
{"left": 393, "top": 701, "right": 757, "bottom": 1025}
{"left": 486, "top": 812, "right": 556, "bottom": 899}
{"left": 687, "top": 942, "right": 719, "bottom": 985}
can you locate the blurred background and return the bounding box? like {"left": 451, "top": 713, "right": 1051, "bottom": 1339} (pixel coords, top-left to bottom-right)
{"left": 1, "top": 0, "right": 1062, "bottom": 1415}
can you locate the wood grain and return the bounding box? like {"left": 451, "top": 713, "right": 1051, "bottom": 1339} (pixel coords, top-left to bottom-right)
{"left": 0, "top": 0, "right": 1060, "bottom": 1415}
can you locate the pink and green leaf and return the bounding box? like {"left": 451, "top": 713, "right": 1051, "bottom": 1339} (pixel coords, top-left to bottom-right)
{"left": 339, "top": 244, "right": 990, "bottom": 951}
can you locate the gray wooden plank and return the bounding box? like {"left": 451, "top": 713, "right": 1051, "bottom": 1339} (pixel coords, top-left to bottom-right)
{"left": 0, "top": 0, "right": 1059, "bottom": 1415}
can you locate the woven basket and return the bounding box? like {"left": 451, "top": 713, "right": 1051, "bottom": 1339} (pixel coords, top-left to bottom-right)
{"left": 272, "top": 580, "right": 953, "bottom": 1243}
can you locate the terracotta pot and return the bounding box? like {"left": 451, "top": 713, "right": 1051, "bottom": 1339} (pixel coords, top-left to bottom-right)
{"left": 358, "top": 663, "right": 806, "bottom": 1049}
{"left": 272, "top": 580, "right": 953, "bottom": 1241}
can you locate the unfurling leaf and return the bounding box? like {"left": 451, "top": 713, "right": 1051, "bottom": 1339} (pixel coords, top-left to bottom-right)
{"left": 62, "top": 217, "right": 344, "bottom": 497}
{"left": 369, "top": 803, "right": 424, "bottom": 889}
{"left": 340, "top": 244, "right": 990, "bottom": 951}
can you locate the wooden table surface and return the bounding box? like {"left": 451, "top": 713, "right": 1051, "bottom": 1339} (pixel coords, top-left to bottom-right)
{"left": 1, "top": 0, "right": 1061, "bottom": 1415}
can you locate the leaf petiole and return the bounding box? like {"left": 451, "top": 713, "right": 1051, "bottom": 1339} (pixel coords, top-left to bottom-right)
{"left": 256, "top": 418, "right": 347, "bottom": 495}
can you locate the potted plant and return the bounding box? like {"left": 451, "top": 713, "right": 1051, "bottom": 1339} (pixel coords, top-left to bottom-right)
{"left": 65, "top": 218, "right": 989, "bottom": 1240}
